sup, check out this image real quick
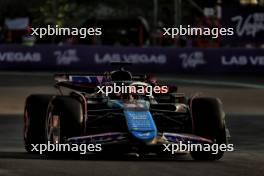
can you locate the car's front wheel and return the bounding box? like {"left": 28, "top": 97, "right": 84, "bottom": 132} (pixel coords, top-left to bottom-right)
{"left": 24, "top": 94, "right": 53, "bottom": 153}
{"left": 46, "top": 96, "right": 84, "bottom": 145}
{"left": 190, "top": 97, "right": 227, "bottom": 160}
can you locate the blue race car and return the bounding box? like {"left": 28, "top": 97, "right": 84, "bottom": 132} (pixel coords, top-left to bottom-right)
{"left": 24, "top": 67, "right": 228, "bottom": 160}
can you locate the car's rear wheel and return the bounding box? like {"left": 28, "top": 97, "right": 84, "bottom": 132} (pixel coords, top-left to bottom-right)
{"left": 24, "top": 94, "right": 53, "bottom": 153}
{"left": 190, "top": 97, "right": 227, "bottom": 160}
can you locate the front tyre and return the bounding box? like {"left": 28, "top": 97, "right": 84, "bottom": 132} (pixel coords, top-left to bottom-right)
{"left": 24, "top": 94, "right": 53, "bottom": 153}
{"left": 46, "top": 96, "right": 83, "bottom": 145}
{"left": 190, "top": 97, "right": 227, "bottom": 160}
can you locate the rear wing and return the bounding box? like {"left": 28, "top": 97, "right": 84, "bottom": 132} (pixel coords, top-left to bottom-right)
{"left": 54, "top": 73, "right": 107, "bottom": 84}
{"left": 54, "top": 73, "right": 147, "bottom": 84}
{"left": 54, "top": 73, "right": 148, "bottom": 93}
{"left": 54, "top": 73, "right": 107, "bottom": 93}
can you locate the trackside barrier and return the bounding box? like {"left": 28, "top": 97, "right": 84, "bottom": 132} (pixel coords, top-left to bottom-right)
{"left": 0, "top": 45, "right": 264, "bottom": 74}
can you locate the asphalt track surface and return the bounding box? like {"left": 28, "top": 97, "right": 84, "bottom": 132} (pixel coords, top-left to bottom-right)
{"left": 0, "top": 73, "right": 264, "bottom": 176}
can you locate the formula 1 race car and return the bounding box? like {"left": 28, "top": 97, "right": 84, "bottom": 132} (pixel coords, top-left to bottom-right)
{"left": 24, "top": 66, "right": 228, "bottom": 160}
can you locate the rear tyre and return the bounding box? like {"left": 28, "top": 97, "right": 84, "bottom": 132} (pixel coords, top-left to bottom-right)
{"left": 24, "top": 94, "right": 53, "bottom": 153}
{"left": 190, "top": 97, "right": 227, "bottom": 160}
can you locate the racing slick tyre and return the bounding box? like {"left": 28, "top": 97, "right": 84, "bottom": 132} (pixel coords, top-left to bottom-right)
{"left": 190, "top": 97, "right": 227, "bottom": 160}
{"left": 24, "top": 94, "right": 53, "bottom": 153}
{"left": 46, "top": 96, "right": 83, "bottom": 147}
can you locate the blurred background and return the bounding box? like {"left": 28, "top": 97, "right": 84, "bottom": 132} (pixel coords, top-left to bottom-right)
{"left": 0, "top": 0, "right": 263, "bottom": 48}
{"left": 0, "top": 0, "right": 263, "bottom": 74}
